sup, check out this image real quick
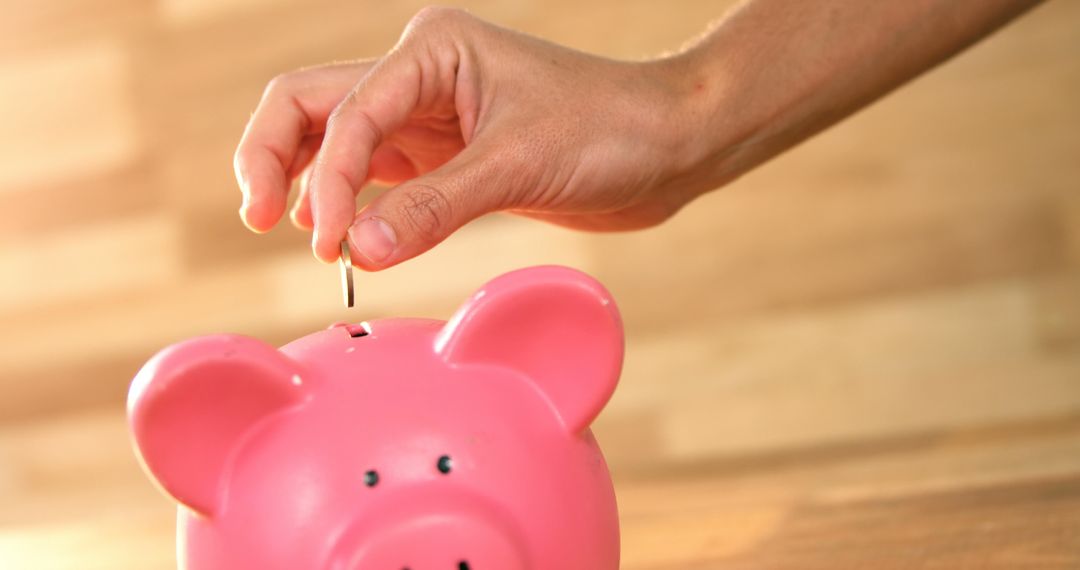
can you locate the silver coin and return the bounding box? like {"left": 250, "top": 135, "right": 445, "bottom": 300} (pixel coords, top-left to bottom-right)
{"left": 340, "top": 240, "right": 355, "bottom": 308}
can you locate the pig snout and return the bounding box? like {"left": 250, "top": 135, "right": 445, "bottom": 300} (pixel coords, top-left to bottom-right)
{"left": 326, "top": 487, "right": 529, "bottom": 570}
{"left": 349, "top": 512, "right": 525, "bottom": 570}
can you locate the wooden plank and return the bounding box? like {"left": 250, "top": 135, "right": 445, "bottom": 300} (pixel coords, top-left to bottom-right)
{"left": 0, "top": 411, "right": 156, "bottom": 526}
{"left": 659, "top": 349, "right": 1080, "bottom": 460}
{"left": 617, "top": 418, "right": 1080, "bottom": 569}
{"left": 158, "top": 0, "right": 295, "bottom": 27}
{"left": 594, "top": 277, "right": 1080, "bottom": 465}
{"left": 0, "top": 512, "right": 176, "bottom": 570}
{"left": 812, "top": 417, "right": 1080, "bottom": 505}
{"left": 594, "top": 173, "right": 1062, "bottom": 331}
{"left": 0, "top": 41, "right": 139, "bottom": 194}
{"left": 1062, "top": 192, "right": 1080, "bottom": 268}
{"left": 1034, "top": 270, "right": 1080, "bottom": 352}
{"left": 0, "top": 356, "right": 147, "bottom": 424}
{"left": 0, "top": 0, "right": 151, "bottom": 54}
{"left": 0, "top": 214, "right": 182, "bottom": 313}
{"left": 702, "top": 476, "right": 1080, "bottom": 570}
{"left": 0, "top": 162, "right": 162, "bottom": 242}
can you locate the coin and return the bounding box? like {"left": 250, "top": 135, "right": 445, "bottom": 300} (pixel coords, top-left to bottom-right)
{"left": 340, "top": 239, "right": 354, "bottom": 308}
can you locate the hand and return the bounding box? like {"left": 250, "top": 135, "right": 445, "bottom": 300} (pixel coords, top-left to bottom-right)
{"left": 234, "top": 7, "right": 704, "bottom": 268}
{"left": 235, "top": 2, "right": 1039, "bottom": 270}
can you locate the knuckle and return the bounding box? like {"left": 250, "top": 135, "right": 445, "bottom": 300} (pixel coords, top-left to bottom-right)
{"left": 326, "top": 92, "right": 355, "bottom": 126}
{"left": 398, "top": 184, "right": 453, "bottom": 242}
{"left": 232, "top": 148, "right": 247, "bottom": 173}
{"left": 355, "top": 111, "right": 385, "bottom": 145}
{"left": 263, "top": 72, "right": 296, "bottom": 98}
{"left": 403, "top": 6, "right": 469, "bottom": 40}
{"left": 325, "top": 97, "right": 350, "bottom": 128}
{"left": 327, "top": 97, "right": 385, "bottom": 148}
{"left": 410, "top": 5, "right": 463, "bottom": 27}
{"left": 233, "top": 145, "right": 262, "bottom": 180}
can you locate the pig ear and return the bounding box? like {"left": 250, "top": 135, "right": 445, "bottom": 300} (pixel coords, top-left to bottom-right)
{"left": 127, "top": 335, "right": 306, "bottom": 517}
{"left": 436, "top": 266, "right": 623, "bottom": 434}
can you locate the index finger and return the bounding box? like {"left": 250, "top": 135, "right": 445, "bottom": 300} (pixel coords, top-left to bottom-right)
{"left": 308, "top": 52, "right": 423, "bottom": 262}
{"left": 234, "top": 62, "right": 371, "bottom": 233}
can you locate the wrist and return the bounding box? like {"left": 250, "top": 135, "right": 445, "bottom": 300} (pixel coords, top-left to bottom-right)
{"left": 642, "top": 46, "right": 753, "bottom": 200}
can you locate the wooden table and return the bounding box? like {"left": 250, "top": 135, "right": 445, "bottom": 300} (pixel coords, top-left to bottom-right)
{"left": 2, "top": 409, "right": 1078, "bottom": 569}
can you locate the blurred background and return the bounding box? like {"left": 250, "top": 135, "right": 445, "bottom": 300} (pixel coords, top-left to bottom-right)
{"left": 1, "top": 0, "right": 1078, "bottom": 568}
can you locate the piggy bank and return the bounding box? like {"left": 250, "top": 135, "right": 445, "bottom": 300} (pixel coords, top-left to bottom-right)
{"left": 128, "top": 265, "right": 622, "bottom": 569}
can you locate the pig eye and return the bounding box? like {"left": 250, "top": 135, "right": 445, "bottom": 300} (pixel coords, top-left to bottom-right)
{"left": 363, "top": 469, "right": 380, "bottom": 487}
{"left": 436, "top": 455, "right": 453, "bottom": 475}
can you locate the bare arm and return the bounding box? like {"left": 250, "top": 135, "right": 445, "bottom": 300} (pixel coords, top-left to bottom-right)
{"left": 669, "top": 0, "right": 1044, "bottom": 191}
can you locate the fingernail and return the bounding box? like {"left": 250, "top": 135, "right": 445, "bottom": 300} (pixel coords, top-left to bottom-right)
{"left": 349, "top": 217, "right": 397, "bottom": 263}
{"left": 311, "top": 229, "right": 330, "bottom": 263}
{"left": 239, "top": 194, "right": 261, "bottom": 232}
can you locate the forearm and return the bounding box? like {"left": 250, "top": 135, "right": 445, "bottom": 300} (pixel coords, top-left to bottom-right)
{"left": 664, "top": 0, "right": 1043, "bottom": 192}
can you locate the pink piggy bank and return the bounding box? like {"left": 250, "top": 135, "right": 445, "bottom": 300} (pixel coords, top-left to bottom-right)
{"left": 128, "top": 266, "right": 622, "bottom": 569}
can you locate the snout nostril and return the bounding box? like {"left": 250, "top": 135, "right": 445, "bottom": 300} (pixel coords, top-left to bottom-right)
{"left": 458, "top": 562, "right": 471, "bottom": 570}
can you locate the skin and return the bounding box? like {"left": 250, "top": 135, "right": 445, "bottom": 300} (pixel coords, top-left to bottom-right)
{"left": 234, "top": 0, "right": 1043, "bottom": 269}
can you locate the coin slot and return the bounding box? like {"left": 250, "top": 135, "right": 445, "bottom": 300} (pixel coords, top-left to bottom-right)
{"left": 346, "top": 323, "right": 371, "bottom": 338}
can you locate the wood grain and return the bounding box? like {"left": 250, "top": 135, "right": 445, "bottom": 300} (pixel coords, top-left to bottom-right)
{"left": 0, "top": 0, "right": 1077, "bottom": 567}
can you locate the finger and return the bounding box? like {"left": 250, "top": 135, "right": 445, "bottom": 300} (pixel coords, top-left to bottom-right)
{"left": 288, "top": 134, "right": 322, "bottom": 179}
{"left": 309, "top": 52, "right": 427, "bottom": 262}
{"left": 287, "top": 135, "right": 322, "bottom": 231}
{"left": 234, "top": 62, "right": 372, "bottom": 233}
{"left": 289, "top": 166, "right": 315, "bottom": 231}
{"left": 368, "top": 143, "right": 418, "bottom": 185}
{"left": 291, "top": 142, "right": 415, "bottom": 232}
{"left": 346, "top": 145, "right": 506, "bottom": 270}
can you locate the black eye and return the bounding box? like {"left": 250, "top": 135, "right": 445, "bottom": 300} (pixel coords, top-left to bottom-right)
{"left": 363, "top": 470, "right": 380, "bottom": 487}
{"left": 437, "top": 455, "right": 453, "bottom": 475}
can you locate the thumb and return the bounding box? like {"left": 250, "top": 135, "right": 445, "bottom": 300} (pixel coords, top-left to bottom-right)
{"left": 346, "top": 148, "right": 508, "bottom": 270}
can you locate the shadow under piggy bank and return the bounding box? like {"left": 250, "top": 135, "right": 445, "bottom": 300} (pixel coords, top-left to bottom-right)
{"left": 127, "top": 265, "right": 623, "bottom": 570}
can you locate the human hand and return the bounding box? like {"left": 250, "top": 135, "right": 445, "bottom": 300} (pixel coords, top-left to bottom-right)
{"left": 234, "top": 7, "right": 706, "bottom": 269}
